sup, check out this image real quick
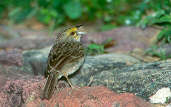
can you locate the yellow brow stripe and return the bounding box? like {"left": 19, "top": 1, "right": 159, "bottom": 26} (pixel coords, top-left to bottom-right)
{"left": 66, "top": 27, "right": 78, "bottom": 36}
{"left": 71, "top": 27, "right": 77, "bottom": 31}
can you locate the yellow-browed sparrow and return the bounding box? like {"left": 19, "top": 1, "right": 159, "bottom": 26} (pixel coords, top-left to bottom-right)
{"left": 43, "top": 25, "right": 86, "bottom": 100}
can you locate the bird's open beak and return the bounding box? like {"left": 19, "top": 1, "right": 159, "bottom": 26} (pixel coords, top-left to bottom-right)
{"left": 77, "top": 31, "right": 86, "bottom": 36}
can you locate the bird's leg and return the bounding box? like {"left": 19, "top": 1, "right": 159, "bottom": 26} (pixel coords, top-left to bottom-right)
{"left": 63, "top": 72, "right": 75, "bottom": 89}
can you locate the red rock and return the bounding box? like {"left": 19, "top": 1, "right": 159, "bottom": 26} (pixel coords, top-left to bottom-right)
{"left": 26, "top": 86, "right": 152, "bottom": 107}
{"left": 0, "top": 49, "right": 22, "bottom": 66}
{"left": 0, "top": 76, "right": 44, "bottom": 107}
{"left": 0, "top": 76, "right": 152, "bottom": 107}
{"left": 0, "top": 75, "right": 7, "bottom": 88}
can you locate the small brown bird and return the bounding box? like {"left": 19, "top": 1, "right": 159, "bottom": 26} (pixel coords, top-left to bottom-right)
{"left": 43, "top": 25, "right": 86, "bottom": 100}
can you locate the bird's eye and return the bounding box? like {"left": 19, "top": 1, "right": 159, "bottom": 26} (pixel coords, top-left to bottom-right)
{"left": 71, "top": 32, "right": 75, "bottom": 35}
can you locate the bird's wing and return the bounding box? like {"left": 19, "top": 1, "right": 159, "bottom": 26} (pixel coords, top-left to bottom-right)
{"left": 45, "top": 41, "right": 84, "bottom": 77}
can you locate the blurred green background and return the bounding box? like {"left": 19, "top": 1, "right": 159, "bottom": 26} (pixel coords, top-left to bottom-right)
{"left": 0, "top": 0, "right": 170, "bottom": 28}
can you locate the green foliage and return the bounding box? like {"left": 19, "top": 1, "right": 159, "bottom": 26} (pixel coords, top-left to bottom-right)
{"left": 145, "top": 45, "right": 167, "bottom": 60}
{"left": 64, "top": 1, "right": 82, "bottom": 19}
{"left": 0, "top": 0, "right": 170, "bottom": 28}
{"left": 138, "top": 11, "right": 171, "bottom": 45}
{"left": 100, "top": 24, "right": 117, "bottom": 31}
{"left": 86, "top": 43, "right": 104, "bottom": 55}
{"left": 0, "top": 0, "right": 150, "bottom": 27}
{"left": 157, "top": 27, "right": 171, "bottom": 43}
{"left": 86, "top": 37, "right": 114, "bottom": 55}
{"left": 137, "top": 10, "right": 171, "bottom": 29}
{"left": 37, "top": 8, "right": 58, "bottom": 25}
{"left": 135, "top": 0, "right": 171, "bottom": 60}
{"left": 166, "top": 97, "right": 171, "bottom": 104}
{"left": 9, "top": 8, "right": 34, "bottom": 23}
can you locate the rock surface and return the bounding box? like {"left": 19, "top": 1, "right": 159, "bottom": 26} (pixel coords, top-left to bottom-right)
{"left": 25, "top": 86, "right": 152, "bottom": 107}
{"left": 0, "top": 49, "right": 22, "bottom": 66}
{"left": 73, "top": 56, "right": 171, "bottom": 99}
{"left": 0, "top": 36, "right": 54, "bottom": 50}
{"left": 0, "top": 76, "right": 44, "bottom": 107}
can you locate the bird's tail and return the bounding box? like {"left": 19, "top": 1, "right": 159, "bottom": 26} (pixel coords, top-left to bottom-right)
{"left": 42, "top": 72, "right": 58, "bottom": 100}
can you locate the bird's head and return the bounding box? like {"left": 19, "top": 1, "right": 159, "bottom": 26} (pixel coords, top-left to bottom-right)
{"left": 63, "top": 25, "right": 86, "bottom": 42}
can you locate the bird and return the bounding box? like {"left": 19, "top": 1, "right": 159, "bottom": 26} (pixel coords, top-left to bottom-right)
{"left": 43, "top": 25, "right": 86, "bottom": 100}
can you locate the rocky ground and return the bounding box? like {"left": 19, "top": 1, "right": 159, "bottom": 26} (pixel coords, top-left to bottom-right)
{"left": 0, "top": 25, "right": 170, "bottom": 107}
